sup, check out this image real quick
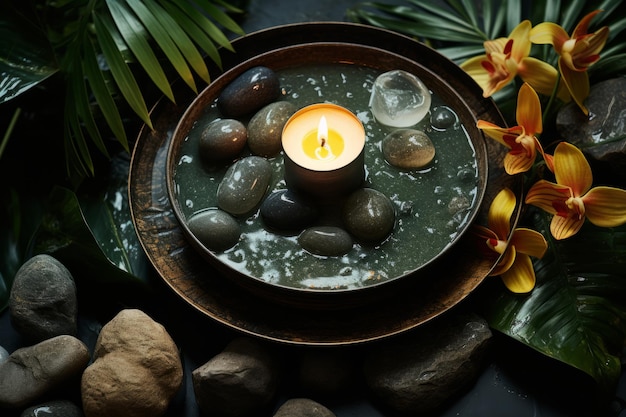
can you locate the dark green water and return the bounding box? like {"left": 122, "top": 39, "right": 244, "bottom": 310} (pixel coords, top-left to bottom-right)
{"left": 173, "top": 64, "right": 479, "bottom": 290}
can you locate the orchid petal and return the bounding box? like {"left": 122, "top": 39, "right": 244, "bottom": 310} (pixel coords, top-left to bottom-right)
{"left": 525, "top": 179, "right": 572, "bottom": 215}
{"left": 530, "top": 22, "right": 568, "bottom": 52}
{"left": 509, "top": 20, "right": 532, "bottom": 62}
{"left": 484, "top": 38, "right": 507, "bottom": 55}
{"left": 554, "top": 142, "right": 593, "bottom": 196}
{"left": 473, "top": 224, "right": 498, "bottom": 241}
{"left": 583, "top": 186, "right": 626, "bottom": 228}
{"left": 558, "top": 53, "right": 591, "bottom": 117}
{"left": 488, "top": 188, "right": 516, "bottom": 239}
{"left": 477, "top": 121, "right": 522, "bottom": 147}
{"left": 501, "top": 253, "right": 536, "bottom": 293}
{"left": 584, "top": 26, "right": 609, "bottom": 59}
{"left": 491, "top": 245, "right": 516, "bottom": 276}
{"left": 503, "top": 149, "right": 536, "bottom": 175}
{"left": 572, "top": 10, "right": 602, "bottom": 39}
{"left": 516, "top": 83, "right": 542, "bottom": 135}
{"left": 510, "top": 228, "right": 548, "bottom": 259}
{"left": 518, "top": 57, "right": 569, "bottom": 102}
{"left": 550, "top": 212, "right": 585, "bottom": 240}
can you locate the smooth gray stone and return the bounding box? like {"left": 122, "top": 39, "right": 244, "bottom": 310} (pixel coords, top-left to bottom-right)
{"left": 199, "top": 119, "right": 247, "bottom": 162}
{"left": 218, "top": 66, "right": 281, "bottom": 118}
{"left": 0, "top": 335, "right": 90, "bottom": 409}
{"left": 9, "top": 254, "right": 77, "bottom": 343}
{"left": 556, "top": 77, "right": 626, "bottom": 180}
{"left": 248, "top": 101, "right": 297, "bottom": 157}
{"left": 363, "top": 313, "right": 492, "bottom": 415}
{"left": 298, "top": 226, "right": 353, "bottom": 257}
{"left": 382, "top": 128, "right": 435, "bottom": 169}
{"left": 20, "top": 400, "right": 84, "bottom": 417}
{"left": 192, "top": 337, "right": 279, "bottom": 417}
{"left": 187, "top": 209, "right": 241, "bottom": 252}
{"left": 342, "top": 188, "right": 395, "bottom": 244}
{"left": 0, "top": 346, "right": 8, "bottom": 364}
{"left": 430, "top": 105, "right": 458, "bottom": 130}
{"left": 273, "top": 398, "right": 336, "bottom": 417}
{"left": 260, "top": 189, "right": 319, "bottom": 232}
{"left": 217, "top": 156, "right": 273, "bottom": 216}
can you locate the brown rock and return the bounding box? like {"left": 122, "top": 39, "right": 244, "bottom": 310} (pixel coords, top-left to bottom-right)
{"left": 0, "top": 335, "right": 89, "bottom": 409}
{"left": 192, "top": 337, "right": 279, "bottom": 417}
{"left": 363, "top": 312, "right": 492, "bottom": 414}
{"left": 273, "top": 398, "right": 336, "bottom": 417}
{"left": 81, "top": 309, "right": 183, "bottom": 417}
{"left": 556, "top": 77, "right": 626, "bottom": 180}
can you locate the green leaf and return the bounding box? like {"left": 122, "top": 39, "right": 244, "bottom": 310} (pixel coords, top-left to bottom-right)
{"left": 142, "top": 0, "right": 210, "bottom": 84}
{"left": 193, "top": 0, "right": 246, "bottom": 39}
{"left": 124, "top": 0, "right": 197, "bottom": 93}
{"left": 0, "top": 4, "right": 58, "bottom": 103}
{"left": 158, "top": 1, "right": 222, "bottom": 71}
{"left": 93, "top": 13, "right": 153, "bottom": 129}
{"left": 32, "top": 182, "right": 150, "bottom": 287}
{"left": 106, "top": 0, "right": 175, "bottom": 103}
{"left": 82, "top": 38, "right": 129, "bottom": 150}
{"left": 483, "top": 212, "right": 626, "bottom": 392}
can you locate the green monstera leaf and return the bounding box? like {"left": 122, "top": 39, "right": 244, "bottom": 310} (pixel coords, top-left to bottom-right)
{"left": 483, "top": 211, "right": 626, "bottom": 392}
{"left": 31, "top": 156, "right": 151, "bottom": 290}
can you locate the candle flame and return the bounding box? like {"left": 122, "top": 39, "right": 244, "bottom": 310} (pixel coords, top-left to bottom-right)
{"left": 315, "top": 116, "right": 334, "bottom": 160}
{"left": 317, "top": 116, "right": 328, "bottom": 148}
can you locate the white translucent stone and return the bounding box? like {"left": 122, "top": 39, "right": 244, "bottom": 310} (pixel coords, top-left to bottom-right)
{"left": 369, "top": 70, "right": 432, "bottom": 127}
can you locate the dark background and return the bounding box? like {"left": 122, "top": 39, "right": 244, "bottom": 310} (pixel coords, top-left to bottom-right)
{"left": 2, "top": 0, "right": 625, "bottom": 416}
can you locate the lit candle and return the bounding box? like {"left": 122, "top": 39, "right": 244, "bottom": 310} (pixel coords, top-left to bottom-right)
{"left": 282, "top": 103, "right": 366, "bottom": 197}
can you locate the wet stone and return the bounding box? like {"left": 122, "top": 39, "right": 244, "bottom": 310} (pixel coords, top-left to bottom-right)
{"left": 260, "top": 189, "right": 319, "bottom": 232}
{"left": 199, "top": 119, "right": 247, "bottom": 162}
{"left": 430, "top": 106, "right": 458, "bottom": 130}
{"left": 342, "top": 188, "right": 395, "bottom": 244}
{"left": 188, "top": 209, "right": 240, "bottom": 252}
{"left": 0, "top": 346, "right": 8, "bottom": 364}
{"left": 556, "top": 77, "right": 626, "bottom": 180}
{"left": 248, "top": 101, "right": 297, "bottom": 157}
{"left": 217, "top": 156, "right": 273, "bottom": 216}
{"left": 192, "top": 337, "right": 279, "bottom": 417}
{"left": 273, "top": 398, "right": 336, "bottom": 417}
{"left": 0, "top": 335, "right": 90, "bottom": 410}
{"left": 218, "top": 66, "right": 281, "bottom": 118}
{"left": 298, "top": 226, "right": 353, "bottom": 257}
{"left": 457, "top": 167, "right": 476, "bottom": 183}
{"left": 382, "top": 129, "right": 435, "bottom": 170}
{"left": 448, "top": 195, "right": 470, "bottom": 214}
{"left": 9, "top": 254, "right": 78, "bottom": 343}
{"left": 21, "top": 400, "right": 83, "bottom": 417}
{"left": 363, "top": 313, "right": 492, "bottom": 415}
{"left": 370, "top": 69, "right": 432, "bottom": 127}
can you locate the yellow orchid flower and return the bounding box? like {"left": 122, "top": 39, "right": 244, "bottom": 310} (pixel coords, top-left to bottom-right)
{"left": 474, "top": 188, "right": 548, "bottom": 293}
{"left": 461, "top": 20, "right": 561, "bottom": 98}
{"left": 477, "top": 83, "right": 552, "bottom": 175}
{"left": 530, "top": 10, "right": 609, "bottom": 115}
{"left": 525, "top": 142, "right": 626, "bottom": 240}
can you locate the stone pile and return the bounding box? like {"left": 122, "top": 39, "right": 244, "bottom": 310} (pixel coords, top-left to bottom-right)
{"left": 1, "top": 254, "right": 493, "bottom": 416}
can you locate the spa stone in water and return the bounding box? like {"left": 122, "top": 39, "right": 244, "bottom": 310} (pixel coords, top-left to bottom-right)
{"left": 369, "top": 70, "right": 432, "bottom": 127}
{"left": 247, "top": 101, "right": 297, "bottom": 157}
{"left": 217, "top": 156, "right": 273, "bottom": 216}
{"left": 260, "top": 189, "right": 319, "bottom": 232}
{"left": 382, "top": 129, "right": 435, "bottom": 170}
{"left": 187, "top": 209, "right": 240, "bottom": 252}
{"left": 198, "top": 119, "right": 247, "bottom": 162}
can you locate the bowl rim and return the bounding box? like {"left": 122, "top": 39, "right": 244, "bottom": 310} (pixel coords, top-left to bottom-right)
{"left": 164, "top": 40, "right": 490, "bottom": 300}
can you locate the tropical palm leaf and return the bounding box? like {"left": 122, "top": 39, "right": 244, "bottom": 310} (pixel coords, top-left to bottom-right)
{"left": 348, "top": 0, "right": 626, "bottom": 111}
{"left": 1, "top": 0, "right": 244, "bottom": 177}
{"left": 483, "top": 211, "right": 626, "bottom": 391}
